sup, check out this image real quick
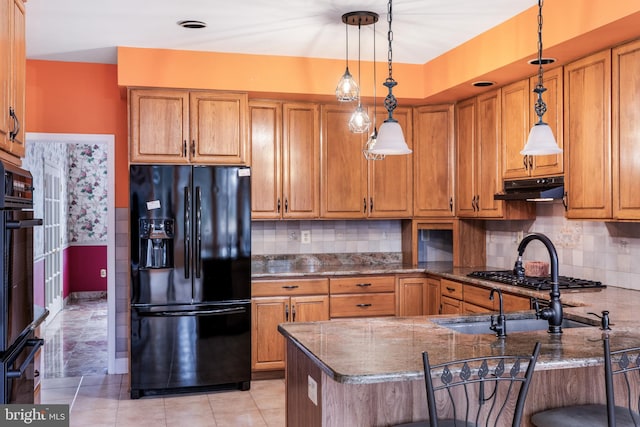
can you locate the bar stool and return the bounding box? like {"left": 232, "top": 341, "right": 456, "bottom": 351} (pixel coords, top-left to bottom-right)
{"left": 396, "top": 342, "right": 541, "bottom": 427}
{"left": 531, "top": 336, "right": 640, "bottom": 427}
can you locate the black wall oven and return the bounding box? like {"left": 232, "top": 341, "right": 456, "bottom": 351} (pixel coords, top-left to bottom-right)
{"left": 0, "top": 160, "right": 46, "bottom": 404}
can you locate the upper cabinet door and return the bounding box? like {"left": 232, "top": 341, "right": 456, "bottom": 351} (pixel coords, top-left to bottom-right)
{"left": 282, "top": 103, "right": 320, "bottom": 219}
{"left": 320, "top": 104, "right": 367, "bottom": 219}
{"left": 501, "top": 79, "right": 530, "bottom": 179}
{"left": 130, "top": 89, "right": 190, "bottom": 163}
{"left": 368, "top": 106, "right": 413, "bottom": 218}
{"left": 455, "top": 97, "right": 477, "bottom": 218}
{"left": 613, "top": 40, "right": 640, "bottom": 220}
{"left": 250, "top": 101, "right": 282, "bottom": 219}
{"left": 0, "top": 0, "right": 13, "bottom": 153}
{"left": 475, "top": 89, "right": 503, "bottom": 218}
{"left": 190, "top": 91, "right": 248, "bottom": 164}
{"left": 9, "top": 0, "right": 25, "bottom": 157}
{"left": 564, "top": 49, "right": 612, "bottom": 219}
{"left": 529, "top": 66, "right": 564, "bottom": 177}
{"left": 413, "top": 104, "right": 455, "bottom": 217}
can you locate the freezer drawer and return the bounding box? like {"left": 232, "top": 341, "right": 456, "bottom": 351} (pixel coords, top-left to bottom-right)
{"left": 130, "top": 303, "right": 251, "bottom": 398}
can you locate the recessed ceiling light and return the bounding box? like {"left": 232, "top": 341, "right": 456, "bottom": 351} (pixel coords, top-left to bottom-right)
{"left": 528, "top": 57, "right": 556, "bottom": 65}
{"left": 471, "top": 81, "right": 495, "bottom": 87}
{"left": 178, "top": 20, "right": 207, "bottom": 29}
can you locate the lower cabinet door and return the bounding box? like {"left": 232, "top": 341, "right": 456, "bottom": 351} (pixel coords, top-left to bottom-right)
{"left": 251, "top": 297, "right": 288, "bottom": 371}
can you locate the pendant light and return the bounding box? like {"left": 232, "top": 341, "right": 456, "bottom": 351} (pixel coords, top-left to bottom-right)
{"left": 348, "top": 18, "right": 371, "bottom": 134}
{"left": 335, "top": 20, "right": 358, "bottom": 102}
{"left": 521, "top": 0, "right": 562, "bottom": 156}
{"left": 363, "top": 20, "right": 385, "bottom": 160}
{"left": 368, "top": 0, "right": 411, "bottom": 156}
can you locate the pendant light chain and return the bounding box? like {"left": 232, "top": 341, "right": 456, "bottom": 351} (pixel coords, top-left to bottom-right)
{"left": 387, "top": 0, "right": 393, "bottom": 80}
{"left": 533, "top": 0, "right": 548, "bottom": 122}
{"left": 383, "top": 0, "right": 398, "bottom": 121}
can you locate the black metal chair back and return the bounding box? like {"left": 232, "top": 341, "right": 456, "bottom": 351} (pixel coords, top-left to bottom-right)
{"left": 604, "top": 336, "right": 640, "bottom": 426}
{"left": 423, "top": 342, "right": 541, "bottom": 427}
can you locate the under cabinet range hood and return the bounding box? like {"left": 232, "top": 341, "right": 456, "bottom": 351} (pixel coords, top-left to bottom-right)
{"left": 494, "top": 176, "right": 564, "bottom": 202}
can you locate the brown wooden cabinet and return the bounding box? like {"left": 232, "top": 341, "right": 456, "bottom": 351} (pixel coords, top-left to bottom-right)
{"left": 129, "top": 88, "right": 249, "bottom": 164}
{"left": 564, "top": 49, "right": 612, "bottom": 219}
{"left": 613, "top": 40, "right": 640, "bottom": 220}
{"left": 440, "top": 279, "right": 464, "bottom": 314}
{"left": 0, "top": 0, "right": 25, "bottom": 161}
{"left": 455, "top": 90, "right": 504, "bottom": 218}
{"left": 413, "top": 104, "right": 455, "bottom": 217}
{"left": 250, "top": 101, "right": 319, "bottom": 219}
{"left": 252, "top": 279, "right": 329, "bottom": 372}
{"left": 320, "top": 104, "right": 413, "bottom": 218}
{"left": 397, "top": 275, "right": 440, "bottom": 316}
{"left": 501, "top": 68, "right": 564, "bottom": 180}
{"left": 329, "top": 276, "right": 396, "bottom": 318}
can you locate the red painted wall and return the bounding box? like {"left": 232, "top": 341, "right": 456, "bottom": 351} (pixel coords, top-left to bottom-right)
{"left": 66, "top": 246, "right": 107, "bottom": 293}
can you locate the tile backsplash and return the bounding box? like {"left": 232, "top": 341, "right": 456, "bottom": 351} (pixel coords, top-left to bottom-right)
{"left": 486, "top": 202, "right": 640, "bottom": 291}
{"left": 251, "top": 220, "right": 402, "bottom": 255}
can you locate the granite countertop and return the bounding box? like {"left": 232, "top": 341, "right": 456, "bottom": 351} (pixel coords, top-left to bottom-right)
{"left": 274, "top": 258, "right": 640, "bottom": 385}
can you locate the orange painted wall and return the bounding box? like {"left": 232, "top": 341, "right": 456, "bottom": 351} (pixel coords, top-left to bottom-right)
{"left": 26, "top": 60, "right": 129, "bottom": 207}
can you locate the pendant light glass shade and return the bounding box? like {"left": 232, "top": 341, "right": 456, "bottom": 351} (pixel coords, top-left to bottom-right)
{"left": 369, "top": 120, "right": 411, "bottom": 155}
{"left": 522, "top": 122, "right": 562, "bottom": 155}
{"left": 336, "top": 68, "right": 359, "bottom": 102}
{"left": 349, "top": 103, "right": 371, "bottom": 133}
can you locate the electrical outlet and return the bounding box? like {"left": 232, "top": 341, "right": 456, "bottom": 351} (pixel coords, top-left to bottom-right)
{"left": 307, "top": 375, "right": 318, "bottom": 405}
{"left": 516, "top": 230, "right": 524, "bottom": 243}
{"left": 100, "top": 269, "right": 107, "bottom": 278}
{"left": 301, "top": 230, "right": 311, "bottom": 244}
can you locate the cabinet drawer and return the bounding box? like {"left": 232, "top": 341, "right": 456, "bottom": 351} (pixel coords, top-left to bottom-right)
{"left": 463, "top": 301, "right": 493, "bottom": 314}
{"left": 441, "top": 279, "right": 463, "bottom": 300}
{"left": 463, "top": 285, "right": 494, "bottom": 310}
{"left": 330, "top": 294, "right": 396, "bottom": 318}
{"left": 330, "top": 276, "right": 395, "bottom": 294}
{"left": 252, "top": 278, "right": 329, "bottom": 297}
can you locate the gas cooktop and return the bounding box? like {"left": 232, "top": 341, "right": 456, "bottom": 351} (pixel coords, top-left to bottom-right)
{"left": 467, "top": 270, "right": 606, "bottom": 292}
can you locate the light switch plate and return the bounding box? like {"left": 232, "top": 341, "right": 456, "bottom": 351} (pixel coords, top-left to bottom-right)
{"left": 301, "top": 230, "right": 311, "bottom": 244}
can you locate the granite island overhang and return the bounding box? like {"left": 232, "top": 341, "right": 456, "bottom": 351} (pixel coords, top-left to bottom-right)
{"left": 279, "top": 313, "right": 640, "bottom": 427}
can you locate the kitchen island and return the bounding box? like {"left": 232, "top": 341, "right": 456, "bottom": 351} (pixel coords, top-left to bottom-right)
{"left": 278, "top": 283, "right": 640, "bottom": 427}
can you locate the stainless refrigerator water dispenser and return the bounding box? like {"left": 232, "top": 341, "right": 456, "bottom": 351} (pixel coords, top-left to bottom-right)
{"left": 139, "top": 218, "right": 174, "bottom": 269}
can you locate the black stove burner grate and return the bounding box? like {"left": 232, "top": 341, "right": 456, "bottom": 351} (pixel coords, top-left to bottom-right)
{"left": 467, "top": 270, "right": 605, "bottom": 291}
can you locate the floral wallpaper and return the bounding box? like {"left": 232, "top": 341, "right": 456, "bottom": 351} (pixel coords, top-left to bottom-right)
{"left": 24, "top": 141, "right": 108, "bottom": 258}
{"left": 67, "top": 144, "right": 108, "bottom": 242}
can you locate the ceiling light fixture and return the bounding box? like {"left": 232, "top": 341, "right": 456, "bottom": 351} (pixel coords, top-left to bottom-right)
{"left": 521, "top": 0, "right": 562, "bottom": 156}
{"left": 335, "top": 17, "right": 359, "bottom": 102}
{"left": 363, "top": 19, "right": 385, "bottom": 161}
{"left": 368, "top": 0, "right": 411, "bottom": 156}
{"left": 348, "top": 13, "right": 374, "bottom": 134}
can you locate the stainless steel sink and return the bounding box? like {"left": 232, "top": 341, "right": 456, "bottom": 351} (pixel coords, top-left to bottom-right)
{"left": 433, "top": 315, "right": 592, "bottom": 335}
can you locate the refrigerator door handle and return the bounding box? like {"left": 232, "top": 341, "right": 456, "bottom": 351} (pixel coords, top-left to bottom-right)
{"left": 184, "top": 186, "right": 191, "bottom": 279}
{"left": 195, "top": 186, "right": 202, "bottom": 278}
{"left": 137, "top": 307, "right": 248, "bottom": 317}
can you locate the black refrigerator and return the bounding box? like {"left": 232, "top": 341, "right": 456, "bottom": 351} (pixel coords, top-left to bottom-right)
{"left": 129, "top": 165, "right": 251, "bottom": 399}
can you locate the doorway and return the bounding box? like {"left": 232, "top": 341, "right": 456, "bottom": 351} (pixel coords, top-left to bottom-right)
{"left": 24, "top": 132, "right": 118, "bottom": 375}
{"left": 43, "top": 162, "right": 63, "bottom": 322}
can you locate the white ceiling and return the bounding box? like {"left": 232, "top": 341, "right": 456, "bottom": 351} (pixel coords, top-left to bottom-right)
{"left": 25, "top": 0, "right": 535, "bottom": 65}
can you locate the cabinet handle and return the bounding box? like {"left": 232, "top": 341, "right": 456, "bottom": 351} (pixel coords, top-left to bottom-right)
{"left": 277, "top": 198, "right": 281, "bottom": 213}
{"left": 281, "top": 285, "right": 299, "bottom": 289}
{"left": 356, "top": 283, "right": 372, "bottom": 287}
{"left": 475, "top": 195, "right": 480, "bottom": 211}
{"left": 191, "top": 140, "right": 196, "bottom": 157}
{"left": 446, "top": 286, "right": 456, "bottom": 293}
{"left": 523, "top": 155, "right": 528, "bottom": 170}
{"left": 285, "top": 198, "right": 289, "bottom": 213}
{"left": 356, "top": 303, "right": 372, "bottom": 308}
{"left": 370, "top": 197, "right": 373, "bottom": 213}
{"left": 9, "top": 107, "right": 20, "bottom": 141}
{"left": 183, "top": 140, "right": 187, "bottom": 157}
{"left": 292, "top": 304, "right": 296, "bottom": 322}
{"left": 363, "top": 198, "right": 367, "bottom": 213}
{"left": 285, "top": 304, "right": 289, "bottom": 322}
{"left": 562, "top": 191, "right": 568, "bottom": 211}
{"left": 449, "top": 197, "right": 453, "bottom": 212}
{"left": 528, "top": 156, "right": 533, "bottom": 170}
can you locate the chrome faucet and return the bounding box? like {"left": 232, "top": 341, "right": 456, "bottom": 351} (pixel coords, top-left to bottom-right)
{"left": 515, "top": 232, "right": 563, "bottom": 334}
{"left": 489, "top": 288, "right": 506, "bottom": 338}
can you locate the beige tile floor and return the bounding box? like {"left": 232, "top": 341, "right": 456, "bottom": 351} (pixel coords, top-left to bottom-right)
{"left": 41, "top": 298, "right": 285, "bottom": 426}
{"left": 41, "top": 376, "right": 285, "bottom": 427}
